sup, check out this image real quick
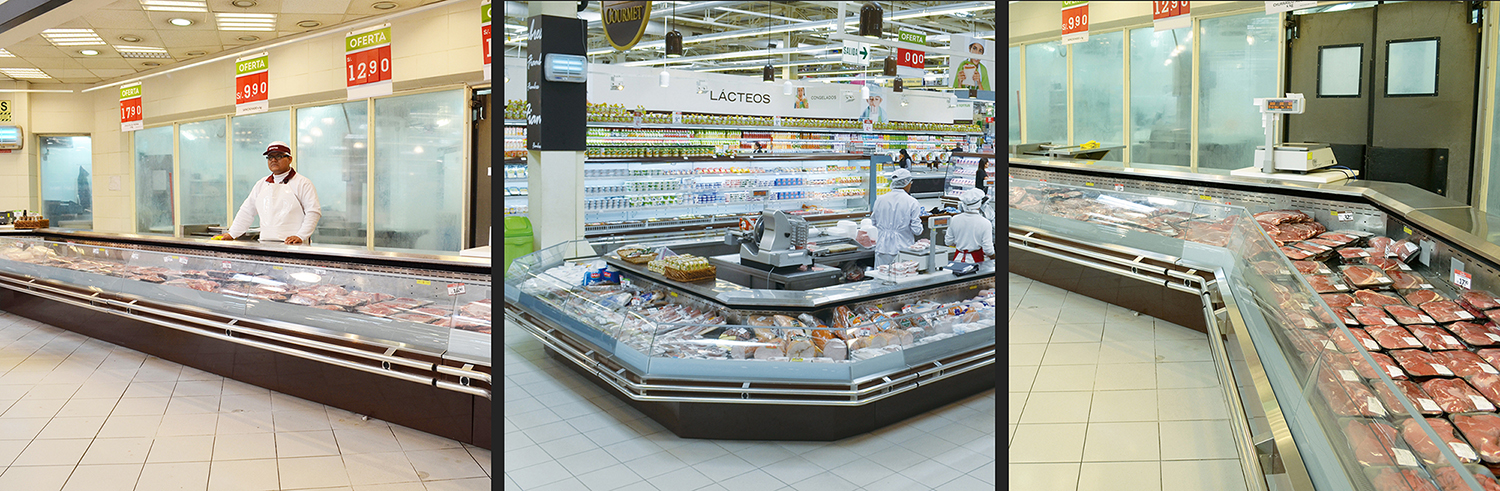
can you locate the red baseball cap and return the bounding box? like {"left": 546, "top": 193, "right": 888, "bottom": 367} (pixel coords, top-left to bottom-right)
{"left": 263, "top": 141, "right": 291, "bottom": 156}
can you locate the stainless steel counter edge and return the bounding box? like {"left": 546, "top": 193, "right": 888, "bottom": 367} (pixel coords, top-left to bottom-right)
{"left": 25, "top": 229, "right": 491, "bottom": 273}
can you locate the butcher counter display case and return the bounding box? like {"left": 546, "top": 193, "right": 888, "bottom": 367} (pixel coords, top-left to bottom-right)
{"left": 1010, "top": 156, "right": 1500, "bottom": 491}
{"left": 0, "top": 229, "right": 491, "bottom": 448}
{"left": 503, "top": 239, "right": 995, "bottom": 440}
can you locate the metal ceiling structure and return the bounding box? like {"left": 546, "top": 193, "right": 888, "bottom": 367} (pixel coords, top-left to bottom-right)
{"left": 501, "top": 1, "right": 995, "bottom": 84}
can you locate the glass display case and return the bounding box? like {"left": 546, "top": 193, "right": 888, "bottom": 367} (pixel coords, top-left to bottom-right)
{"left": 944, "top": 154, "right": 995, "bottom": 200}
{"left": 1010, "top": 177, "right": 1500, "bottom": 491}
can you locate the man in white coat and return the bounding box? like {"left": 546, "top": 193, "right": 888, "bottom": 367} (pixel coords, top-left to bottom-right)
{"left": 213, "top": 141, "right": 321, "bottom": 245}
{"left": 946, "top": 188, "right": 994, "bottom": 264}
{"left": 871, "top": 168, "right": 923, "bottom": 267}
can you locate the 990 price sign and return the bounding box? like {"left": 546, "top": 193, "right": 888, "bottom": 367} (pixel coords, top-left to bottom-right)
{"left": 235, "top": 53, "right": 269, "bottom": 115}
{"left": 345, "top": 25, "right": 393, "bottom": 100}
{"left": 119, "top": 82, "right": 143, "bottom": 132}
{"left": 1062, "top": 1, "right": 1089, "bottom": 45}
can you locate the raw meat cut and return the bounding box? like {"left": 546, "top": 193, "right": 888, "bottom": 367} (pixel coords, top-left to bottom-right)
{"left": 1366, "top": 257, "right": 1404, "bottom": 272}
{"left": 1348, "top": 352, "right": 1406, "bottom": 380}
{"left": 1293, "top": 260, "right": 1327, "bottom": 274}
{"left": 1434, "top": 350, "right": 1499, "bottom": 378}
{"left": 1315, "top": 233, "right": 1359, "bottom": 246}
{"left": 1180, "top": 220, "right": 1232, "bottom": 247}
{"left": 286, "top": 295, "right": 319, "bottom": 306}
{"left": 1369, "top": 236, "right": 1396, "bottom": 255}
{"left": 1393, "top": 349, "right": 1459, "bottom": 376}
{"left": 1252, "top": 260, "right": 1286, "bottom": 275}
{"left": 1274, "top": 222, "right": 1328, "bottom": 244}
{"left": 1422, "top": 378, "right": 1495, "bottom": 414}
{"left": 1357, "top": 289, "right": 1407, "bottom": 306}
{"left": 411, "top": 307, "right": 450, "bottom": 318}
{"left": 1464, "top": 291, "right": 1500, "bottom": 311}
{"left": 162, "top": 278, "right": 219, "bottom": 292}
{"left": 1334, "top": 307, "right": 1359, "bottom": 326}
{"left": 1423, "top": 301, "right": 1479, "bottom": 323}
{"left": 1281, "top": 246, "right": 1316, "bottom": 261}
{"left": 1481, "top": 349, "right": 1500, "bottom": 370}
{"left": 460, "top": 300, "right": 490, "bottom": 321}
{"left": 1349, "top": 305, "right": 1400, "bottom": 327}
{"left": 355, "top": 303, "right": 398, "bottom": 317}
{"left": 1392, "top": 240, "right": 1420, "bottom": 262}
{"left": 1472, "top": 373, "right": 1500, "bottom": 408}
{"left": 1291, "top": 241, "right": 1332, "bottom": 253}
{"left": 1372, "top": 469, "right": 1440, "bottom": 491}
{"left": 1452, "top": 413, "right": 1500, "bottom": 463}
{"left": 1330, "top": 328, "right": 1381, "bottom": 353}
{"left": 1406, "top": 290, "right": 1447, "bottom": 306}
{"left": 1371, "top": 379, "right": 1443, "bottom": 416}
{"left": 1317, "top": 374, "right": 1386, "bottom": 417}
{"left": 1402, "top": 417, "right": 1477, "bottom": 464}
{"left": 1408, "top": 325, "right": 1464, "bottom": 350}
{"left": 1338, "top": 248, "right": 1374, "bottom": 260}
{"left": 1343, "top": 265, "right": 1394, "bottom": 288}
{"left": 1387, "top": 270, "right": 1424, "bottom": 290}
{"left": 1305, "top": 238, "right": 1344, "bottom": 248}
{"left": 1387, "top": 305, "right": 1436, "bottom": 325}
{"left": 1255, "top": 209, "right": 1313, "bottom": 225}
{"left": 1487, "top": 310, "right": 1500, "bottom": 323}
{"left": 1449, "top": 322, "right": 1500, "bottom": 347}
{"left": 347, "top": 291, "right": 394, "bottom": 304}
{"left": 1434, "top": 467, "right": 1500, "bottom": 491}
{"left": 321, "top": 294, "right": 369, "bottom": 308}
{"left": 1307, "top": 274, "right": 1349, "bottom": 293}
{"left": 1345, "top": 419, "right": 1401, "bottom": 466}
{"left": 1321, "top": 293, "right": 1357, "bottom": 308}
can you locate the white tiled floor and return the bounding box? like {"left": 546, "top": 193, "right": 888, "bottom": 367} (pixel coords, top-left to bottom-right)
{"left": 1008, "top": 272, "right": 1249, "bottom": 491}
{"left": 0, "top": 309, "right": 491, "bottom": 491}
{"left": 502, "top": 312, "right": 998, "bottom": 491}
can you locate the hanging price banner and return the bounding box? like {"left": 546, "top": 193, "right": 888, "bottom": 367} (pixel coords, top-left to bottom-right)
{"left": 481, "top": 0, "right": 491, "bottom": 80}
{"left": 1062, "top": 1, "right": 1089, "bottom": 45}
{"left": 1266, "top": 1, "right": 1317, "bottom": 15}
{"left": 345, "top": 24, "right": 393, "bottom": 100}
{"left": 895, "top": 30, "right": 926, "bottom": 78}
{"left": 120, "top": 82, "right": 143, "bottom": 132}
{"left": 234, "top": 53, "right": 269, "bottom": 116}
{"left": 1153, "top": 1, "right": 1190, "bottom": 32}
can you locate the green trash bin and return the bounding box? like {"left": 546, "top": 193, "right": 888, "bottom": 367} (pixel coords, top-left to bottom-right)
{"left": 503, "top": 215, "right": 535, "bottom": 276}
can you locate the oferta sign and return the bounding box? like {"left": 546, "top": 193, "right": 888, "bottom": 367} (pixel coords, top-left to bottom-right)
{"left": 481, "top": 0, "right": 492, "bottom": 80}
{"left": 120, "top": 83, "right": 142, "bottom": 132}
{"left": 345, "top": 24, "right": 392, "bottom": 100}
{"left": 896, "top": 30, "right": 926, "bottom": 78}
{"left": 601, "top": 1, "right": 651, "bottom": 51}
{"left": 235, "top": 53, "right": 269, "bottom": 115}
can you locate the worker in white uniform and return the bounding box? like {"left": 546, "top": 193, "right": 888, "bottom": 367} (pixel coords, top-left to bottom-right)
{"left": 871, "top": 168, "right": 924, "bottom": 267}
{"left": 946, "top": 188, "right": 995, "bottom": 264}
{"left": 213, "top": 141, "right": 321, "bottom": 245}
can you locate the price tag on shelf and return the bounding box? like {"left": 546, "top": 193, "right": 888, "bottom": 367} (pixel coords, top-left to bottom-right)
{"left": 447, "top": 283, "right": 465, "bottom": 296}
{"left": 1455, "top": 269, "right": 1473, "bottom": 289}
{"left": 671, "top": 111, "right": 681, "bottom": 125}
{"left": 773, "top": 115, "right": 781, "bottom": 127}
{"left": 221, "top": 262, "right": 231, "bottom": 270}
{"left": 179, "top": 257, "right": 188, "bottom": 265}
{"left": 1114, "top": 184, "right": 1124, "bottom": 191}
{"left": 1338, "top": 212, "right": 1353, "bottom": 222}
{"left": 1083, "top": 182, "right": 1094, "bottom": 187}
{"left": 315, "top": 269, "right": 327, "bottom": 275}
{"left": 130, "top": 253, "right": 138, "bottom": 260}
{"left": 164, "top": 256, "right": 173, "bottom": 263}
{"left": 416, "top": 280, "right": 431, "bottom": 286}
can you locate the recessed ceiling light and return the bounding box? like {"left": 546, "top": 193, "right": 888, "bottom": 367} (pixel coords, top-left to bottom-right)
{"left": 142, "top": 62, "right": 161, "bottom": 67}
{"left": 168, "top": 18, "right": 194, "bottom": 26}
{"left": 216, "top": 12, "right": 275, "bottom": 31}
{"left": 372, "top": 2, "right": 398, "bottom": 10}
{"left": 296, "top": 20, "right": 321, "bottom": 28}
{"left": 116, "top": 46, "right": 171, "bottom": 58}
{"left": 79, "top": 49, "right": 99, "bottom": 56}
{"left": 0, "top": 49, "right": 14, "bottom": 58}
{"left": 42, "top": 29, "right": 105, "bottom": 47}
{"left": 231, "top": 0, "right": 256, "bottom": 6}
{"left": 185, "top": 50, "right": 205, "bottom": 56}
{"left": 119, "top": 35, "right": 142, "bottom": 43}
{"left": 0, "top": 68, "right": 50, "bottom": 79}
{"left": 237, "top": 35, "right": 259, "bottom": 42}
{"left": 140, "top": 0, "right": 207, "bottom": 12}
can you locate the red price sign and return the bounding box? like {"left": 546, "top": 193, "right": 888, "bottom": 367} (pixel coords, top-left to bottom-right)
{"left": 481, "top": 0, "right": 492, "bottom": 81}
{"left": 345, "top": 25, "right": 393, "bottom": 99}
{"left": 1152, "top": 1, "right": 1190, "bottom": 31}
{"left": 897, "top": 48, "right": 925, "bottom": 70}
{"left": 237, "top": 72, "right": 267, "bottom": 104}
{"left": 119, "top": 83, "right": 142, "bottom": 132}
{"left": 1062, "top": 2, "right": 1089, "bottom": 38}
{"left": 234, "top": 54, "right": 269, "bottom": 115}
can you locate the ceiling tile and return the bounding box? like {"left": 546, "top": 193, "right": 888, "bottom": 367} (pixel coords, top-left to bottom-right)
{"left": 92, "top": 29, "right": 163, "bottom": 46}
{"left": 106, "top": 0, "right": 140, "bottom": 10}
{"left": 276, "top": 14, "right": 343, "bottom": 31}
{"left": 6, "top": 45, "right": 67, "bottom": 58}
{"left": 218, "top": 31, "right": 268, "bottom": 44}
{"left": 45, "top": 69, "right": 95, "bottom": 78}
{"left": 145, "top": 12, "right": 214, "bottom": 30}
{"left": 90, "top": 68, "right": 138, "bottom": 78}
{"left": 56, "top": 78, "right": 96, "bottom": 83}
{"left": 28, "top": 58, "right": 86, "bottom": 69}
{"left": 158, "top": 30, "right": 223, "bottom": 45}
{"left": 82, "top": 9, "right": 154, "bottom": 30}
{"left": 219, "top": 0, "right": 285, "bottom": 12}
{"left": 282, "top": 0, "right": 350, "bottom": 15}
{"left": 77, "top": 58, "right": 134, "bottom": 69}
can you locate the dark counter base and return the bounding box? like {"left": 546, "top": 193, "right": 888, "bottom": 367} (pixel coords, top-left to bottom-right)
{"left": 0, "top": 289, "right": 491, "bottom": 449}
{"left": 546, "top": 346, "right": 994, "bottom": 441}
{"left": 1009, "top": 246, "right": 1208, "bottom": 333}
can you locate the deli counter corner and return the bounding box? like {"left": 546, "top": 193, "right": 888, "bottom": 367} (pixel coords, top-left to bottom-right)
{"left": 0, "top": 229, "right": 492, "bottom": 449}
{"left": 1009, "top": 154, "right": 1500, "bottom": 491}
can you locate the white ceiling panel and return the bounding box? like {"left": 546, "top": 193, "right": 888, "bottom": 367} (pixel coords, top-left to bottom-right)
{"left": 276, "top": 14, "right": 344, "bottom": 30}
{"left": 218, "top": 0, "right": 286, "bottom": 12}
{"left": 280, "top": 0, "right": 351, "bottom": 15}
{"left": 82, "top": 10, "right": 156, "bottom": 30}
{"left": 143, "top": 12, "right": 215, "bottom": 30}
{"left": 28, "top": 58, "right": 86, "bottom": 69}
{"left": 45, "top": 69, "right": 97, "bottom": 78}
{"left": 157, "top": 30, "right": 225, "bottom": 45}
{"left": 6, "top": 45, "right": 67, "bottom": 58}
{"left": 91, "top": 29, "right": 163, "bottom": 46}
{"left": 90, "top": 68, "right": 139, "bottom": 78}
{"left": 76, "top": 58, "right": 135, "bottom": 69}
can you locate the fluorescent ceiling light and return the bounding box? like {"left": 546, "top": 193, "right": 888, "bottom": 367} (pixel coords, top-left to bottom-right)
{"left": 42, "top": 29, "right": 105, "bottom": 47}
{"left": 0, "top": 68, "right": 50, "bottom": 79}
{"left": 0, "top": 50, "right": 14, "bottom": 58}
{"left": 890, "top": 5, "right": 996, "bottom": 21}
{"left": 115, "top": 46, "right": 171, "bottom": 58}
{"left": 140, "top": 0, "right": 207, "bottom": 12}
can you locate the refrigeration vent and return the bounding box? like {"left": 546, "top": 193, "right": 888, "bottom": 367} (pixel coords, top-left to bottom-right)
{"left": 60, "top": 240, "right": 490, "bottom": 284}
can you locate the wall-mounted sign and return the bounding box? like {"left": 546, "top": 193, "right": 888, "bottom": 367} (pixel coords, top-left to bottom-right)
{"left": 234, "top": 53, "right": 269, "bottom": 115}
{"left": 1266, "top": 1, "right": 1317, "bottom": 15}
{"left": 0, "top": 101, "right": 12, "bottom": 122}
{"left": 602, "top": 1, "right": 651, "bottom": 51}
{"left": 481, "top": 0, "right": 492, "bottom": 80}
{"left": 1153, "top": 2, "right": 1190, "bottom": 32}
{"left": 842, "top": 40, "right": 873, "bottom": 66}
{"left": 120, "top": 83, "right": 142, "bottom": 132}
{"left": 949, "top": 35, "right": 993, "bottom": 92}
{"left": 896, "top": 30, "right": 926, "bottom": 78}
{"left": 1062, "top": 1, "right": 1089, "bottom": 45}
{"left": 345, "top": 24, "right": 393, "bottom": 100}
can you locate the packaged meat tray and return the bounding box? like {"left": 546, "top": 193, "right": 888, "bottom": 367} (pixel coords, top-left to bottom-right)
{"left": 378, "top": 298, "right": 432, "bottom": 311}
{"left": 1387, "top": 305, "right": 1437, "bottom": 326}
{"left": 1255, "top": 209, "right": 1313, "bottom": 225}
{"left": 1408, "top": 325, "right": 1464, "bottom": 350}
{"left": 1357, "top": 290, "right": 1408, "bottom": 307}
{"left": 1305, "top": 238, "right": 1345, "bottom": 249}
{"left": 1393, "top": 349, "right": 1461, "bottom": 377}
{"left": 1329, "top": 229, "right": 1375, "bottom": 238}
{"left": 1452, "top": 413, "right": 1500, "bottom": 463}
{"left": 1387, "top": 271, "right": 1427, "bottom": 290}
{"left": 1308, "top": 274, "right": 1352, "bottom": 293}
{"left": 1350, "top": 306, "right": 1402, "bottom": 327}
{"left": 1292, "top": 241, "right": 1333, "bottom": 254}
{"left": 1424, "top": 301, "right": 1479, "bottom": 324}
{"left": 1487, "top": 310, "right": 1500, "bottom": 324}
{"left": 1295, "top": 260, "right": 1333, "bottom": 275}
{"left": 1463, "top": 291, "right": 1500, "bottom": 311}
{"left": 1421, "top": 378, "right": 1496, "bottom": 413}
{"left": 1343, "top": 265, "right": 1396, "bottom": 288}
{"left": 1345, "top": 419, "right": 1404, "bottom": 466}
{"left": 1371, "top": 379, "right": 1444, "bottom": 415}
{"left": 1480, "top": 349, "right": 1500, "bottom": 370}
{"left": 1274, "top": 222, "right": 1329, "bottom": 245}
{"left": 1349, "top": 352, "right": 1408, "bottom": 380}
{"left": 1391, "top": 240, "right": 1420, "bottom": 262}
{"left": 1366, "top": 257, "right": 1409, "bottom": 272}
{"left": 1334, "top": 307, "right": 1360, "bottom": 326}
{"left": 1433, "top": 467, "right": 1500, "bottom": 491}
{"left": 1471, "top": 373, "right": 1500, "bottom": 408}
{"left": 1369, "top": 236, "right": 1396, "bottom": 256}
{"left": 1450, "top": 323, "right": 1500, "bottom": 347}
{"left": 1401, "top": 417, "right": 1479, "bottom": 464}
{"left": 1319, "top": 375, "right": 1388, "bottom": 417}
{"left": 1315, "top": 232, "right": 1360, "bottom": 247}
{"left": 1282, "top": 246, "right": 1318, "bottom": 261}
{"left": 1339, "top": 248, "right": 1376, "bottom": 260}
{"left": 1406, "top": 290, "right": 1448, "bottom": 306}
{"left": 1435, "top": 351, "right": 1500, "bottom": 378}
{"left": 1370, "top": 468, "right": 1439, "bottom": 491}
{"left": 1322, "top": 293, "right": 1358, "bottom": 308}
{"left": 1330, "top": 327, "right": 1383, "bottom": 353}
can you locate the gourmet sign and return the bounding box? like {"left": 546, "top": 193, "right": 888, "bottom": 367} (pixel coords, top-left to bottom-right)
{"left": 601, "top": 1, "right": 651, "bottom": 51}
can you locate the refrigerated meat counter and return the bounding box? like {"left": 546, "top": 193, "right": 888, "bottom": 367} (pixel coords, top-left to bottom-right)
{"left": 0, "top": 229, "right": 491, "bottom": 448}
{"left": 1010, "top": 156, "right": 1500, "bottom": 490}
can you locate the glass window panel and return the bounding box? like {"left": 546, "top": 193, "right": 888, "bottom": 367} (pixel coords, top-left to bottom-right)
{"left": 1009, "top": 45, "right": 1020, "bottom": 145}
{"left": 178, "top": 119, "right": 228, "bottom": 229}
{"left": 1198, "top": 12, "right": 1281, "bottom": 173}
{"left": 134, "top": 126, "right": 174, "bottom": 235}
{"left": 1487, "top": 32, "right": 1500, "bottom": 217}
{"left": 1319, "top": 45, "right": 1362, "bottom": 97}
{"left": 1025, "top": 41, "right": 1067, "bottom": 145}
{"left": 1072, "top": 31, "right": 1124, "bottom": 162}
{"left": 39, "top": 136, "right": 91, "bottom": 230}
{"left": 230, "top": 110, "right": 290, "bottom": 217}
{"left": 373, "top": 90, "right": 466, "bottom": 254}
{"left": 1130, "top": 26, "right": 1193, "bottom": 170}
{"left": 1387, "top": 38, "right": 1438, "bottom": 96}
{"left": 295, "top": 101, "right": 368, "bottom": 249}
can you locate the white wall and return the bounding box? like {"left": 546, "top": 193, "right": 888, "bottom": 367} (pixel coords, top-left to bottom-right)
{"left": 1009, "top": 1, "right": 1256, "bottom": 43}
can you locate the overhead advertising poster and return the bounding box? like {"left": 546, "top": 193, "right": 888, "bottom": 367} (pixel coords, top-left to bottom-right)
{"left": 1153, "top": 1, "right": 1190, "bottom": 32}
{"left": 1062, "top": 1, "right": 1088, "bottom": 45}
{"left": 949, "top": 35, "right": 993, "bottom": 92}
{"left": 601, "top": 1, "right": 651, "bottom": 51}
{"left": 896, "top": 30, "right": 926, "bottom": 78}
{"left": 346, "top": 24, "right": 393, "bottom": 100}
{"left": 120, "top": 82, "right": 143, "bottom": 132}
{"left": 234, "top": 53, "right": 269, "bottom": 116}
{"left": 482, "top": 0, "right": 492, "bottom": 80}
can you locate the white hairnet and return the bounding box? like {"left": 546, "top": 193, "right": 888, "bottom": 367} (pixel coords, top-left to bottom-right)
{"left": 960, "top": 187, "right": 986, "bottom": 213}
{"left": 889, "top": 168, "right": 913, "bottom": 189}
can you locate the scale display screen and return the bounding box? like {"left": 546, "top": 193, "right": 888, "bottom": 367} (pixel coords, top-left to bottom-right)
{"left": 1264, "top": 98, "right": 1303, "bottom": 113}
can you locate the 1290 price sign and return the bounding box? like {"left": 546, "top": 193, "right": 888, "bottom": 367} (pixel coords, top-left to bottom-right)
{"left": 345, "top": 27, "right": 392, "bottom": 87}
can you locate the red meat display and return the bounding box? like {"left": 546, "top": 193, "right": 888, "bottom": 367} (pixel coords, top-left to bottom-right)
{"left": 1345, "top": 419, "right": 1401, "bottom": 466}
{"left": 1450, "top": 322, "right": 1500, "bottom": 347}
{"left": 1472, "top": 373, "right": 1500, "bottom": 408}
{"left": 1408, "top": 325, "right": 1464, "bottom": 350}
{"left": 1292, "top": 260, "right": 1323, "bottom": 274}
{"left": 162, "top": 278, "right": 220, "bottom": 292}
{"left": 1357, "top": 290, "right": 1407, "bottom": 307}
{"left": 1422, "top": 378, "right": 1496, "bottom": 413}
{"left": 1343, "top": 265, "right": 1394, "bottom": 288}
{"left": 1386, "top": 270, "right": 1424, "bottom": 290}
{"left": 1480, "top": 349, "right": 1500, "bottom": 369}
{"left": 1366, "top": 257, "right": 1404, "bottom": 272}
{"left": 1424, "top": 301, "right": 1479, "bottom": 324}
{"left": 1401, "top": 417, "right": 1477, "bottom": 464}
{"left": 1349, "top": 352, "right": 1406, "bottom": 380}
{"left": 1350, "top": 306, "right": 1400, "bottom": 327}
{"left": 1393, "top": 349, "right": 1459, "bottom": 376}
{"left": 1434, "top": 351, "right": 1499, "bottom": 378}
{"left": 1321, "top": 293, "right": 1357, "bottom": 308}
{"left": 1371, "top": 469, "right": 1440, "bottom": 491}
{"left": 1369, "top": 236, "right": 1395, "bottom": 255}
{"left": 355, "top": 303, "right": 399, "bottom": 317}
{"left": 1275, "top": 222, "right": 1329, "bottom": 244}
{"left": 1339, "top": 248, "right": 1374, "bottom": 260}
{"left": 1334, "top": 307, "right": 1359, "bottom": 326}
{"left": 1386, "top": 305, "right": 1434, "bottom": 326}
{"left": 1433, "top": 467, "right": 1500, "bottom": 491}
{"left": 1405, "top": 290, "right": 1447, "bottom": 306}
{"left": 1329, "top": 328, "right": 1381, "bottom": 353}
{"left": 1282, "top": 246, "right": 1316, "bottom": 261}
{"left": 1371, "top": 379, "right": 1443, "bottom": 416}
{"left": 1318, "top": 373, "right": 1386, "bottom": 417}
{"left": 1453, "top": 413, "right": 1500, "bottom": 463}
{"left": 1255, "top": 209, "right": 1313, "bottom": 225}
{"left": 1464, "top": 291, "right": 1500, "bottom": 311}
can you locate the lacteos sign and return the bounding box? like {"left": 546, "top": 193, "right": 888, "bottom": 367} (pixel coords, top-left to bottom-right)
{"left": 602, "top": 1, "right": 651, "bottom": 51}
{"left": 707, "top": 91, "right": 771, "bottom": 104}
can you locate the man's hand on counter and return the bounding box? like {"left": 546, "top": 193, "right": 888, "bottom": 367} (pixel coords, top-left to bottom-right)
{"left": 284, "top": 236, "right": 304, "bottom": 245}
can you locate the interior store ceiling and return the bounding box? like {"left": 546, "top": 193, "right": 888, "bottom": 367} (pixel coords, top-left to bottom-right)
{"left": 501, "top": 1, "right": 995, "bottom": 83}
{"left": 0, "top": 0, "right": 446, "bottom": 85}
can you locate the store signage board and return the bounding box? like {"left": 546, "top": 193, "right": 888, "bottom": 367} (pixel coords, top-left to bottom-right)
{"left": 1266, "top": 1, "right": 1316, "bottom": 14}
{"left": 1061, "top": 1, "right": 1088, "bottom": 45}
{"left": 120, "top": 83, "right": 142, "bottom": 132}
{"left": 526, "top": 15, "right": 586, "bottom": 151}
{"left": 235, "top": 53, "right": 269, "bottom": 116}
{"left": 1153, "top": 2, "right": 1190, "bottom": 32}
{"left": 842, "top": 40, "right": 873, "bottom": 66}
{"left": 481, "top": 0, "right": 491, "bottom": 80}
{"left": 601, "top": 1, "right": 651, "bottom": 51}
{"left": 896, "top": 31, "right": 926, "bottom": 78}
{"left": 0, "top": 101, "right": 11, "bottom": 122}
{"left": 345, "top": 24, "right": 393, "bottom": 100}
